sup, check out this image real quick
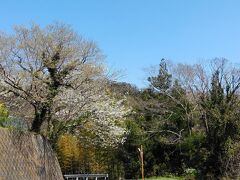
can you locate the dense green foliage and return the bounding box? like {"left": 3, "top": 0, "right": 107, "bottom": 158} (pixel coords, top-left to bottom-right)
{"left": 0, "top": 103, "right": 9, "bottom": 126}
{"left": 107, "top": 59, "right": 240, "bottom": 179}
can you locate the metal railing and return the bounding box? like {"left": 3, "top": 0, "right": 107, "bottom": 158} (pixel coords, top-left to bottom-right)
{"left": 64, "top": 174, "right": 108, "bottom": 180}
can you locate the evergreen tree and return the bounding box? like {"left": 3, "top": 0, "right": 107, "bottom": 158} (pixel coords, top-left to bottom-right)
{"left": 148, "top": 59, "right": 172, "bottom": 92}
{"left": 200, "top": 69, "right": 240, "bottom": 178}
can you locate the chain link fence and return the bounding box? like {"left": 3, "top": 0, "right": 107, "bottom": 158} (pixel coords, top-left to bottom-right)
{"left": 0, "top": 128, "right": 63, "bottom": 180}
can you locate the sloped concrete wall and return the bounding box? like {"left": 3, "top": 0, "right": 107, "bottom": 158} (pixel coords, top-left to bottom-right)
{"left": 0, "top": 128, "right": 63, "bottom": 180}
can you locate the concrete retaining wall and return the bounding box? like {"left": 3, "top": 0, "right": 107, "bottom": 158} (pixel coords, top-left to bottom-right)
{"left": 0, "top": 128, "right": 63, "bottom": 180}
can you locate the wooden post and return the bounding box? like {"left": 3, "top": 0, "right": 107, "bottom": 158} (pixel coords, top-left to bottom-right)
{"left": 139, "top": 145, "right": 144, "bottom": 180}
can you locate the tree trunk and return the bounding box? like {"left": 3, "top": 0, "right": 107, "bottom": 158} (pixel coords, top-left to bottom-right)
{"left": 30, "top": 104, "right": 50, "bottom": 133}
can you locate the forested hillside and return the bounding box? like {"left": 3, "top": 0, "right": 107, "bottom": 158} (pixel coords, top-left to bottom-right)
{"left": 109, "top": 59, "right": 240, "bottom": 179}
{"left": 41, "top": 58, "right": 240, "bottom": 179}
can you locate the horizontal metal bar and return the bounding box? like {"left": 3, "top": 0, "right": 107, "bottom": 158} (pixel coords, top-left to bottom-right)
{"left": 64, "top": 174, "right": 108, "bottom": 178}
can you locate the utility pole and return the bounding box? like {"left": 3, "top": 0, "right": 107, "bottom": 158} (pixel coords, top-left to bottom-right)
{"left": 138, "top": 145, "right": 144, "bottom": 180}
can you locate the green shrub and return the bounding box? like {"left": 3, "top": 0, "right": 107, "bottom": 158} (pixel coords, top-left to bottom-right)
{"left": 0, "top": 103, "right": 9, "bottom": 126}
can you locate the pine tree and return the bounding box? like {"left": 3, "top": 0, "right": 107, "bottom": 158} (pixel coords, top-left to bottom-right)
{"left": 148, "top": 58, "right": 172, "bottom": 92}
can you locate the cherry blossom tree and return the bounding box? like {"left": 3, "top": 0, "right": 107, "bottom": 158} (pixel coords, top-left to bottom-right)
{"left": 0, "top": 23, "right": 130, "bottom": 144}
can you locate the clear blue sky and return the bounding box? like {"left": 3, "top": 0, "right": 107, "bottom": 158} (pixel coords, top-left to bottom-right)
{"left": 1, "top": 0, "right": 240, "bottom": 88}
